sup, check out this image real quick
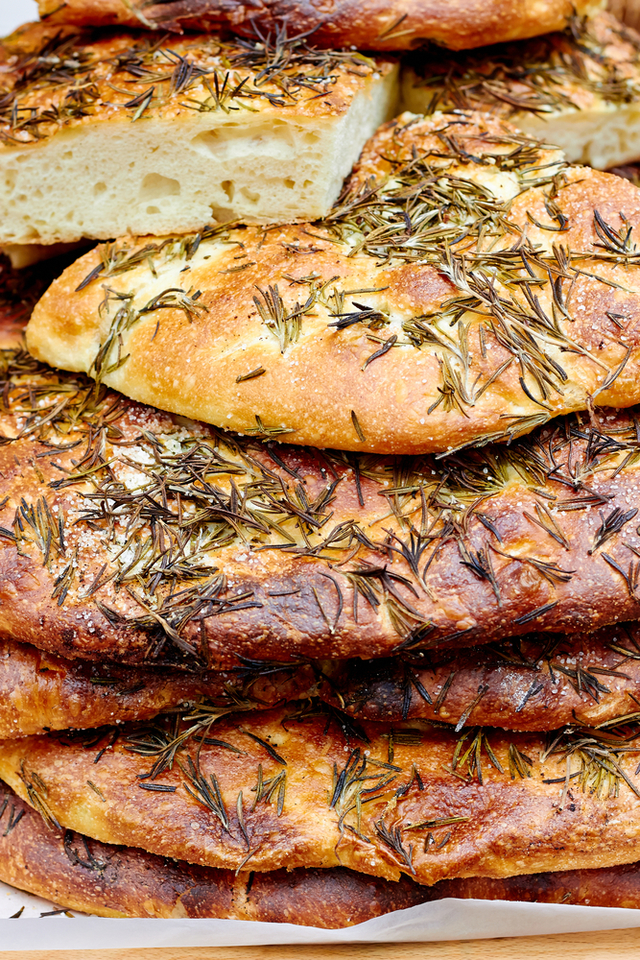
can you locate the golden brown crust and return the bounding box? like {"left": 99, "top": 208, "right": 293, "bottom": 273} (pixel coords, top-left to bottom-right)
{"left": 36, "top": 0, "right": 605, "bottom": 51}
{"left": 0, "top": 21, "right": 388, "bottom": 141}
{"left": 7, "top": 623, "right": 640, "bottom": 738}
{"left": 10, "top": 342, "right": 640, "bottom": 666}
{"left": 0, "top": 783, "right": 431, "bottom": 922}
{"left": 402, "top": 11, "right": 640, "bottom": 122}
{"left": 322, "top": 624, "right": 640, "bottom": 731}
{"left": 431, "top": 866, "right": 640, "bottom": 908}
{"left": 7, "top": 778, "right": 640, "bottom": 919}
{"left": 0, "top": 637, "right": 315, "bottom": 738}
{"left": 0, "top": 22, "right": 397, "bottom": 244}
{"left": 28, "top": 112, "right": 640, "bottom": 455}
{"left": 3, "top": 703, "right": 640, "bottom": 885}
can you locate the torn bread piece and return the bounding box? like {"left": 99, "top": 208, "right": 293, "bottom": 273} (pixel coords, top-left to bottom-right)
{"left": 3, "top": 703, "right": 640, "bottom": 883}
{"left": 36, "top": 0, "right": 605, "bottom": 53}
{"left": 28, "top": 111, "right": 640, "bottom": 455}
{"left": 0, "top": 22, "right": 398, "bottom": 246}
{"left": 0, "top": 783, "right": 430, "bottom": 922}
{"left": 402, "top": 12, "right": 640, "bottom": 169}
{"left": 8, "top": 348, "right": 640, "bottom": 666}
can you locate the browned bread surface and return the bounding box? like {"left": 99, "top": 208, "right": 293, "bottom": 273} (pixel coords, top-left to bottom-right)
{"left": 427, "top": 863, "right": 640, "bottom": 908}
{"left": 0, "top": 636, "right": 315, "bottom": 738}
{"left": 401, "top": 12, "right": 640, "bottom": 169}
{"left": 0, "top": 22, "right": 397, "bottom": 244}
{"left": 28, "top": 112, "right": 640, "bottom": 455}
{"left": 35, "top": 0, "right": 604, "bottom": 51}
{"left": 322, "top": 624, "right": 640, "bottom": 731}
{"left": 9, "top": 342, "right": 640, "bottom": 666}
{"left": 3, "top": 703, "right": 640, "bottom": 884}
{"left": 6, "top": 622, "right": 640, "bottom": 737}
{"left": 402, "top": 11, "right": 640, "bottom": 118}
{"left": 0, "top": 783, "right": 430, "bottom": 922}
{"left": 5, "top": 778, "right": 640, "bottom": 920}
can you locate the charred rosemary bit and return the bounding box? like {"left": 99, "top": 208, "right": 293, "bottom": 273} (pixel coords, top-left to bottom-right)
{"left": 18, "top": 762, "right": 61, "bottom": 830}
{"left": 179, "top": 754, "right": 229, "bottom": 830}
{"left": 241, "top": 729, "right": 286, "bottom": 765}
{"left": 405, "top": 815, "right": 470, "bottom": 832}
{"left": 63, "top": 831, "right": 107, "bottom": 873}
{"left": 590, "top": 507, "right": 639, "bottom": 554}
{"left": 454, "top": 683, "right": 489, "bottom": 732}
{"left": 351, "top": 411, "right": 366, "bottom": 442}
{"left": 373, "top": 819, "right": 415, "bottom": 874}
{"left": 2, "top": 805, "right": 24, "bottom": 838}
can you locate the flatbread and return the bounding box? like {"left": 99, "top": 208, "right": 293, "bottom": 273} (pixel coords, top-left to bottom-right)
{"left": 0, "top": 637, "right": 313, "bottom": 738}
{"left": 28, "top": 111, "right": 640, "bottom": 455}
{"left": 0, "top": 21, "right": 397, "bottom": 245}
{"left": 2, "top": 703, "right": 640, "bottom": 884}
{"left": 0, "top": 783, "right": 429, "bottom": 922}
{"left": 322, "top": 624, "right": 640, "bottom": 731}
{"left": 35, "top": 0, "right": 604, "bottom": 52}
{"left": 4, "top": 621, "right": 640, "bottom": 737}
{"left": 402, "top": 12, "right": 640, "bottom": 170}
{"left": 8, "top": 344, "right": 640, "bottom": 666}
{"left": 3, "top": 781, "right": 640, "bottom": 919}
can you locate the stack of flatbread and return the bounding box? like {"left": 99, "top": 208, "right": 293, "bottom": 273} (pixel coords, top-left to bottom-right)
{"left": 7, "top": 0, "right": 640, "bottom": 928}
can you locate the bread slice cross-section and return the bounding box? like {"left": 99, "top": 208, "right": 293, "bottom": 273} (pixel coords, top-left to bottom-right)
{"left": 0, "top": 22, "right": 398, "bottom": 246}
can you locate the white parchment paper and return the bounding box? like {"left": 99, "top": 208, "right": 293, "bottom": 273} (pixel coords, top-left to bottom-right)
{"left": 2, "top": 878, "right": 640, "bottom": 950}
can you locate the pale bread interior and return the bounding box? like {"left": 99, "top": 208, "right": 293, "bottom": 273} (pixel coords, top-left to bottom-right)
{"left": 0, "top": 68, "right": 398, "bottom": 246}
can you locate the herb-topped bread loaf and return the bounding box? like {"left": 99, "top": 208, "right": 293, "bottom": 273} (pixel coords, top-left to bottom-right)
{"left": 36, "top": 0, "right": 605, "bottom": 52}
{"left": 4, "top": 779, "right": 640, "bottom": 918}
{"left": 402, "top": 12, "right": 640, "bottom": 170}
{"left": 26, "top": 111, "right": 640, "bottom": 454}
{"left": 1, "top": 623, "right": 640, "bottom": 737}
{"left": 7, "top": 335, "right": 640, "bottom": 666}
{"left": 2, "top": 703, "right": 640, "bottom": 883}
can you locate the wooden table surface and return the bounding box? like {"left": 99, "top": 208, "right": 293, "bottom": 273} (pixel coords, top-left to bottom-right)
{"left": 2, "top": 930, "right": 640, "bottom": 960}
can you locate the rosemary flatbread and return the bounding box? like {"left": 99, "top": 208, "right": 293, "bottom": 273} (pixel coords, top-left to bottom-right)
{"left": 8, "top": 346, "right": 640, "bottom": 666}
{"left": 5, "top": 780, "right": 640, "bottom": 919}
{"left": 0, "top": 637, "right": 313, "bottom": 738}
{"left": 28, "top": 111, "right": 640, "bottom": 455}
{"left": 0, "top": 22, "right": 397, "bottom": 247}
{"left": 4, "top": 623, "right": 640, "bottom": 737}
{"left": 35, "top": 0, "right": 604, "bottom": 52}
{"left": 0, "top": 783, "right": 429, "bottom": 922}
{"left": 2, "top": 703, "right": 640, "bottom": 883}
{"left": 402, "top": 12, "right": 640, "bottom": 170}
{"left": 322, "top": 625, "right": 640, "bottom": 731}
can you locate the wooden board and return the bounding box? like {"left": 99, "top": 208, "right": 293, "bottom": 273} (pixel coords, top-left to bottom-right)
{"left": 2, "top": 930, "right": 640, "bottom": 960}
